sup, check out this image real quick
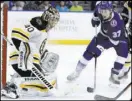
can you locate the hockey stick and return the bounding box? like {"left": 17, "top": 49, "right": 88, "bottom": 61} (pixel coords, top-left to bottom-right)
{"left": 94, "top": 82, "right": 131, "bottom": 100}
{"left": 1, "top": 33, "right": 58, "bottom": 95}
{"left": 87, "top": 26, "right": 98, "bottom": 93}
{"left": 1, "top": 33, "right": 13, "bottom": 46}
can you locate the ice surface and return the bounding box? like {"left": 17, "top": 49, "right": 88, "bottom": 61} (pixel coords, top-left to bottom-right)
{"left": 2, "top": 45, "right": 131, "bottom": 100}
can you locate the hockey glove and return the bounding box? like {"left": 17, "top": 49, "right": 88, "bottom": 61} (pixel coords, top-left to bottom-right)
{"left": 91, "top": 17, "right": 100, "bottom": 27}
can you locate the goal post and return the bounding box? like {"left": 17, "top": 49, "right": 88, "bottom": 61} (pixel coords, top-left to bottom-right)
{"left": 1, "top": 2, "right": 8, "bottom": 87}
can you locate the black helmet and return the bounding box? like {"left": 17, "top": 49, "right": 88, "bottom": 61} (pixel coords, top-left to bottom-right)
{"left": 128, "top": 1, "right": 132, "bottom": 9}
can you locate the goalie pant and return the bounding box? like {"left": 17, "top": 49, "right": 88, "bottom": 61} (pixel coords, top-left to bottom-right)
{"left": 8, "top": 72, "right": 57, "bottom": 97}
{"left": 1, "top": 73, "right": 57, "bottom": 98}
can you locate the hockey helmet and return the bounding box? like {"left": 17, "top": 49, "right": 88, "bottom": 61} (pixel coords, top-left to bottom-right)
{"left": 99, "top": 1, "right": 113, "bottom": 10}
{"left": 128, "top": 1, "right": 132, "bottom": 9}
{"left": 98, "top": 1, "right": 113, "bottom": 20}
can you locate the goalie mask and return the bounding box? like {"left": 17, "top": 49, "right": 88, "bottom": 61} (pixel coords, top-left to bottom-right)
{"left": 40, "top": 52, "right": 59, "bottom": 73}
{"left": 41, "top": 6, "right": 60, "bottom": 31}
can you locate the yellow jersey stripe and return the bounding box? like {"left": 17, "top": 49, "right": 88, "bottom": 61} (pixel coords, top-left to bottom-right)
{"left": 10, "top": 54, "right": 19, "bottom": 58}
{"left": 13, "top": 28, "right": 30, "bottom": 37}
{"left": 12, "top": 30, "right": 29, "bottom": 40}
{"left": 10, "top": 51, "right": 19, "bottom": 56}
{"left": 9, "top": 57, "right": 18, "bottom": 61}
{"left": 20, "top": 80, "right": 56, "bottom": 92}
{"left": 33, "top": 60, "right": 40, "bottom": 64}
{"left": 41, "top": 29, "right": 46, "bottom": 32}
{"left": 12, "top": 33, "right": 29, "bottom": 42}
{"left": 124, "top": 63, "right": 131, "bottom": 67}
{"left": 33, "top": 54, "right": 40, "bottom": 59}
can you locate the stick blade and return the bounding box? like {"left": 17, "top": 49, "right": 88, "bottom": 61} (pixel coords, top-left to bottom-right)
{"left": 87, "top": 87, "right": 94, "bottom": 93}
{"left": 94, "top": 95, "right": 115, "bottom": 100}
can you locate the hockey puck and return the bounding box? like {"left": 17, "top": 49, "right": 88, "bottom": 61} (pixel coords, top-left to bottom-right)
{"left": 87, "top": 87, "right": 94, "bottom": 93}
{"left": 22, "top": 88, "right": 28, "bottom": 91}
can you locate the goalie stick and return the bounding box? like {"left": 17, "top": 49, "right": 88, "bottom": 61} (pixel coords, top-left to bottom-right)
{"left": 1, "top": 33, "right": 13, "bottom": 46}
{"left": 94, "top": 82, "right": 131, "bottom": 100}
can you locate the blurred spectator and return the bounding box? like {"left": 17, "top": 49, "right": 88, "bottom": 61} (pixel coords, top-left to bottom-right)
{"left": 1, "top": 1, "right": 10, "bottom": 9}
{"left": 23, "top": 1, "right": 38, "bottom": 10}
{"left": 8, "top": 1, "right": 126, "bottom": 12}
{"left": 23, "top": 1, "right": 51, "bottom": 11}
{"left": 65, "top": 1, "right": 73, "bottom": 8}
{"left": 70, "top": 1, "right": 83, "bottom": 12}
{"left": 112, "top": 1, "right": 123, "bottom": 12}
{"left": 91, "top": 1, "right": 97, "bottom": 11}
{"left": 3, "top": 1, "right": 10, "bottom": 7}
{"left": 38, "top": 1, "right": 51, "bottom": 11}
{"left": 11, "top": 1, "right": 25, "bottom": 11}
{"left": 9, "top": 1, "right": 15, "bottom": 10}
{"left": 56, "top": 1, "right": 69, "bottom": 12}
{"left": 50, "top": 1, "right": 57, "bottom": 8}
{"left": 120, "top": 1, "right": 125, "bottom": 6}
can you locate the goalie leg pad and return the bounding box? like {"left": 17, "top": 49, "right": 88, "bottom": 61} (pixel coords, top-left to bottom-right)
{"left": 40, "top": 52, "right": 59, "bottom": 73}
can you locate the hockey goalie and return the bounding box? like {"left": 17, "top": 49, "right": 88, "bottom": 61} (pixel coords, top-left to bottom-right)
{"left": 1, "top": 6, "right": 60, "bottom": 99}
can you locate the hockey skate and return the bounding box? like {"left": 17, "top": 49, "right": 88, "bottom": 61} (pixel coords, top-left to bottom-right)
{"left": 118, "top": 67, "right": 131, "bottom": 80}
{"left": 109, "top": 68, "right": 121, "bottom": 85}
{"left": 1, "top": 82, "right": 19, "bottom": 99}
{"left": 67, "top": 70, "right": 81, "bottom": 81}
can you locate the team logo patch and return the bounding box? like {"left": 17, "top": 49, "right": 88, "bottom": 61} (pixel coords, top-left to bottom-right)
{"left": 110, "top": 19, "right": 117, "bottom": 27}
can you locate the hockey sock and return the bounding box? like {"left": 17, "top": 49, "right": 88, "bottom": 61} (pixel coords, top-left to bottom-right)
{"left": 75, "top": 56, "right": 89, "bottom": 72}
{"left": 76, "top": 61, "right": 87, "bottom": 72}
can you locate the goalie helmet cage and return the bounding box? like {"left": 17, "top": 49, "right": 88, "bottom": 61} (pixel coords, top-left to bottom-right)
{"left": 1, "top": 3, "right": 8, "bottom": 87}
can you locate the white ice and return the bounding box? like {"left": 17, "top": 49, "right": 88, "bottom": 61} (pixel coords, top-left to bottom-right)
{"left": 1, "top": 45, "right": 131, "bottom": 100}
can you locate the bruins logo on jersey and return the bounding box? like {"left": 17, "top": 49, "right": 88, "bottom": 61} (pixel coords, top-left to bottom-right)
{"left": 39, "top": 39, "right": 47, "bottom": 55}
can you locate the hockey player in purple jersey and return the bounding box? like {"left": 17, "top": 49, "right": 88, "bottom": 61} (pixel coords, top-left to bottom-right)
{"left": 67, "top": 1, "right": 129, "bottom": 85}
